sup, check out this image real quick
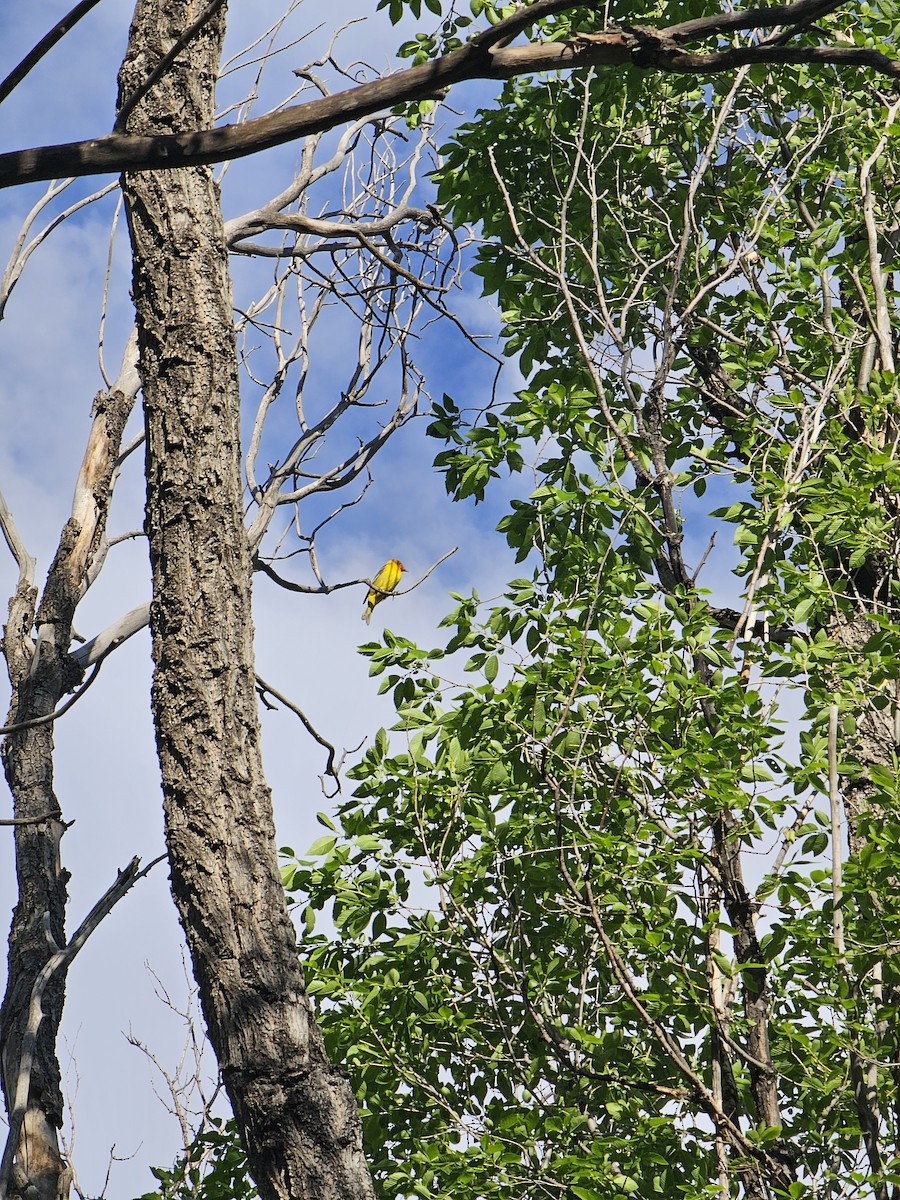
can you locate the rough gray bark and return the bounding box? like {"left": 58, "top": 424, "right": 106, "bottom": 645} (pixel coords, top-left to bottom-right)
{"left": 0, "top": 589, "right": 69, "bottom": 1200}
{"left": 118, "top": 4, "right": 375, "bottom": 1198}
{"left": 0, "top": 386, "right": 134, "bottom": 1200}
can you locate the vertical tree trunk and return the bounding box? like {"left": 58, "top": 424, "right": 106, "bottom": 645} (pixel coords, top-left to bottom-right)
{"left": 1, "top": 612, "right": 71, "bottom": 1200}
{"left": 0, "top": 385, "right": 133, "bottom": 1200}
{"left": 118, "top": 5, "right": 374, "bottom": 1199}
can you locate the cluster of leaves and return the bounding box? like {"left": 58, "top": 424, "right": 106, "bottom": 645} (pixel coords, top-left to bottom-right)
{"left": 141, "top": 1119, "right": 255, "bottom": 1200}
{"left": 278, "top": 494, "right": 900, "bottom": 1197}
{"left": 383, "top": 1, "right": 529, "bottom": 62}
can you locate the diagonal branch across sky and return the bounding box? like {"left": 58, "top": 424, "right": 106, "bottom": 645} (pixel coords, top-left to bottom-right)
{"left": 0, "top": 0, "right": 895, "bottom": 189}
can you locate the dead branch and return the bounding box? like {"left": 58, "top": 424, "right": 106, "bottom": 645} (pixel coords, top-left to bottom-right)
{"left": 125, "top": 953, "right": 219, "bottom": 1162}
{"left": 255, "top": 546, "right": 458, "bottom": 597}
{"left": 0, "top": 814, "right": 71, "bottom": 828}
{"left": 0, "top": 664, "right": 102, "bottom": 736}
{"left": 0, "top": 855, "right": 165, "bottom": 1200}
{"left": 0, "top": 0, "right": 105, "bottom": 107}
{"left": 255, "top": 673, "right": 338, "bottom": 787}
{"left": 69, "top": 604, "right": 151, "bottom": 669}
{"left": 1, "top": 1, "right": 896, "bottom": 188}
{"left": 0, "top": 180, "right": 118, "bottom": 322}
{"left": 0, "top": 488, "right": 36, "bottom": 594}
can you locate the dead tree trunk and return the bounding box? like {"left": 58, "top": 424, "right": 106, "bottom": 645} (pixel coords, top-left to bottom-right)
{"left": 117, "top": 4, "right": 374, "bottom": 1198}
{"left": 0, "top": 384, "right": 134, "bottom": 1200}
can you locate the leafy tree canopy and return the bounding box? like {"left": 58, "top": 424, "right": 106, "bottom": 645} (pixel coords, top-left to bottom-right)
{"left": 147, "top": 2, "right": 900, "bottom": 1197}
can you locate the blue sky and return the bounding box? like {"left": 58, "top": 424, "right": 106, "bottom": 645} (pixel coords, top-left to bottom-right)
{"left": 0, "top": 3, "right": 526, "bottom": 1193}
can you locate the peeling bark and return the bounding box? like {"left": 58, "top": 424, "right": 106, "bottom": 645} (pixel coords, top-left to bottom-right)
{"left": 0, "top": 388, "right": 133, "bottom": 1200}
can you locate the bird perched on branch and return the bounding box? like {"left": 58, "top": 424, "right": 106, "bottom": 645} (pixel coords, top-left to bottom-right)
{"left": 362, "top": 559, "right": 406, "bottom": 624}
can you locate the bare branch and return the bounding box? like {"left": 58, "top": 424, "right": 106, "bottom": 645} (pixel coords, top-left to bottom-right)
{"left": 0, "top": 664, "right": 102, "bottom": 736}
{"left": 0, "top": 0, "right": 105, "bottom": 107}
{"left": 858, "top": 99, "right": 899, "bottom": 374}
{"left": 256, "top": 673, "right": 338, "bottom": 787}
{"left": 0, "top": 855, "right": 165, "bottom": 1200}
{"left": 69, "top": 603, "right": 150, "bottom": 669}
{"left": 98, "top": 194, "right": 125, "bottom": 388}
{"left": 0, "top": 179, "right": 118, "bottom": 322}
{"left": 255, "top": 546, "right": 458, "bottom": 597}
{"left": 125, "top": 953, "right": 219, "bottom": 1162}
{"left": 0, "top": 488, "right": 36, "bottom": 594}
{"left": 665, "top": 0, "right": 849, "bottom": 39}
{"left": 1, "top": 1, "right": 895, "bottom": 188}
{"left": 829, "top": 703, "right": 846, "bottom": 961}
{"left": 0, "top": 814, "right": 71, "bottom": 829}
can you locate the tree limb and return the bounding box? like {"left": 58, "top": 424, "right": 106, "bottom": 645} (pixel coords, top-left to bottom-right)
{"left": 69, "top": 602, "right": 150, "bottom": 668}
{"left": 0, "top": 488, "right": 36, "bottom": 594}
{"left": 0, "top": 0, "right": 105, "bottom": 107}
{"left": 0, "top": 855, "right": 164, "bottom": 1200}
{"left": 0, "top": 1, "right": 895, "bottom": 189}
{"left": 0, "top": 664, "right": 102, "bottom": 736}
{"left": 255, "top": 673, "right": 338, "bottom": 787}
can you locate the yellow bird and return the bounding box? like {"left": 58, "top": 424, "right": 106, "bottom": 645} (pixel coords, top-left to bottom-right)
{"left": 362, "top": 559, "right": 407, "bottom": 624}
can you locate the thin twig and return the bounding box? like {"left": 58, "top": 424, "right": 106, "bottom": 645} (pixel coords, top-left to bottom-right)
{"left": 255, "top": 673, "right": 338, "bottom": 787}
{"left": 0, "top": 854, "right": 165, "bottom": 1200}
{"left": 0, "top": 663, "right": 102, "bottom": 737}
{"left": 255, "top": 547, "right": 458, "bottom": 596}
{"left": 828, "top": 703, "right": 845, "bottom": 961}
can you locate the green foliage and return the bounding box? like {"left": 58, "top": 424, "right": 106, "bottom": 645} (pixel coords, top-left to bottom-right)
{"left": 282, "top": 565, "right": 900, "bottom": 1193}
{"left": 288, "top": 22, "right": 900, "bottom": 1199}
{"left": 141, "top": 1120, "right": 255, "bottom": 1200}
{"left": 151, "top": 4, "right": 900, "bottom": 1197}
